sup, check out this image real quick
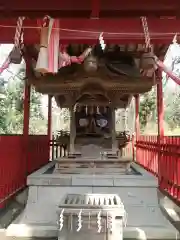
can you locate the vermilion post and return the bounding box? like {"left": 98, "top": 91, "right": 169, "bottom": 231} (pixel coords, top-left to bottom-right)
{"left": 135, "top": 95, "right": 140, "bottom": 138}
{"left": 157, "top": 70, "right": 164, "bottom": 186}
{"left": 23, "top": 61, "right": 31, "bottom": 176}
{"left": 47, "top": 95, "right": 52, "bottom": 147}
{"left": 47, "top": 95, "right": 52, "bottom": 160}
{"left": 157, "top": 71, "right": 164, "bottom": 137}
{"left": 134, "top": 94, "right": 140, "bottom": 161}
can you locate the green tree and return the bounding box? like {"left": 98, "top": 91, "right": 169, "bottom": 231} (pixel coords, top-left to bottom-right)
{"left": 139, "top": 88, "right": 156, "bottom": 131}
{"left": 0, "top": 66, "right": 47, "bottom": 134}
{"left": 164, "top": 87, "right": 180, "bottom": 130}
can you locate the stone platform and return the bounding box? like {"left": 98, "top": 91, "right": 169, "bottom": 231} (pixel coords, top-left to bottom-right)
{"left": 5, "top": 161, "right": 180, "bottom": 239}
{"left": 54, "top": 158, "right": 132, "bottom": 174}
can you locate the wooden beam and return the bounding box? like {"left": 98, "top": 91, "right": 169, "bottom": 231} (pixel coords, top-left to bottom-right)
{"left": 1, "top": 0, "right": 180, "bottom": 17}
{"left": 0, "top": 18, "right": 180, "bottom": 44}
{"left": 91, "top": 0, "right": 100, "bottom": 18}
{"left": 0, "top": 10, "right": 180, "bottom": 18}
{"left": 47, "top": 95, "right": 52, "bottom": 141}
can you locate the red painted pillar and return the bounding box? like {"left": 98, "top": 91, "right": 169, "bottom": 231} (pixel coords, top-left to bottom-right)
{"left": 157, "top": 71, "right": 164, "bottom": 137}
{"left": 157, "top": 70, "right": 164, "bottom": 186}
{"left": 47, "top": 95, "right": 52, "bottom": 139}
{"left": 135, "top": 95, "right": 140, "bottom": 138}
{"left": 134, "top": 94, "right": 140, "bottom": 161}
{"left": 47, "top": 95, "right": 52, "bottom": 158}
{"left": 23, "top": 61, "right": 31, "bottom": 176}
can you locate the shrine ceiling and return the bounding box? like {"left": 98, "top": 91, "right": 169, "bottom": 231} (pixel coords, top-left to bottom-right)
{"left": 0, "top": 0, "right": 180, "bottom": 17}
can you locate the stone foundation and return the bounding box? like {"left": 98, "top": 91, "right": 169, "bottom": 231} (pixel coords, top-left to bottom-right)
{"left": 5, "top": 162, "right": 180, "bottom": 239}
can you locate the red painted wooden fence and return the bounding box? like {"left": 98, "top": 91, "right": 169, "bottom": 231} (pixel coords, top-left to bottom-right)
{"left": 27, "top": 135, "right": 49, "bottom": 174}
{"left": 1, "top": 134, "right": 180, "bottom": 208}
{"left": 0, "top": 135, "right": 49, "bottom": 208}
{"left": 136, "top": 135, "right": 180, "bottom": 204}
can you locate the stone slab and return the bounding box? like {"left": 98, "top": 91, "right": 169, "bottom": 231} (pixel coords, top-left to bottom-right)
{"left": 113, "top": 178, "right": 157, "bottom": 187}
{"left": 27, "top": 175, "right": 72, "bottom": 186}
{"left": 27, "top": 161, "right": 157, "bottom": 188}
{"left": 28, "top": 174, "right": 157, "bottom": 187}
{"left": 71, "top": 176, "right": 114, "bottom": 186}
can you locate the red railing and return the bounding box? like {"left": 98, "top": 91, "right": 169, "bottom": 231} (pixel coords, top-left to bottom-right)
{"left": 136, "top": 135, "right": 180, "bottom": 204}
{"left": 27, "top": 135, "right": 49, "bottom": 174}
{"left": 1, "top": 134, "right": 180, "bottom": 207}
{"left": 136, "top": 135, "right": 158, "bottom": 175}
{"left": 0, "top": 135, "right": 49, "bottom": 208}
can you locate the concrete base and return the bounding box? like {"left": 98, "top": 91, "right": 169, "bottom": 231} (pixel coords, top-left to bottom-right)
{"left": 6, "top": 162, "right": 180, "bottom": 239}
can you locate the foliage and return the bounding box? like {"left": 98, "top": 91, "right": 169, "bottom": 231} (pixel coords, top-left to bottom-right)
{"left": 139, "top": 89, "right": 156, "bottom": 130}
{"left": 164, "top": 87, "right": 180, "bottom": 130}
{"left": 2, "top": 63, "right": 180, "bottom": 136}
{"left": 60, "top": 108, "right": 70, "bottom": 122}
{"left": 139, "top": 83, "right": 180, "bottom": 134}
{"left": 0, "top": 66, "right": 47, "bottom": 134}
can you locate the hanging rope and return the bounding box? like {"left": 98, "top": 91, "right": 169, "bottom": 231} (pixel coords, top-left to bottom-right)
{"left": 140, "top": 17, "right": 152, "bottom": 52}
{"left": 141, "top": 16, "right": 180, "bottom": 85}
{"left": 14, "top": 17, "right": 25, "bottom": 48}
{"left": 0, "top": 17, "right": 25, "bottom": 75}
{"left": 9, "top": 16, "right": 25, "bottom": 65}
